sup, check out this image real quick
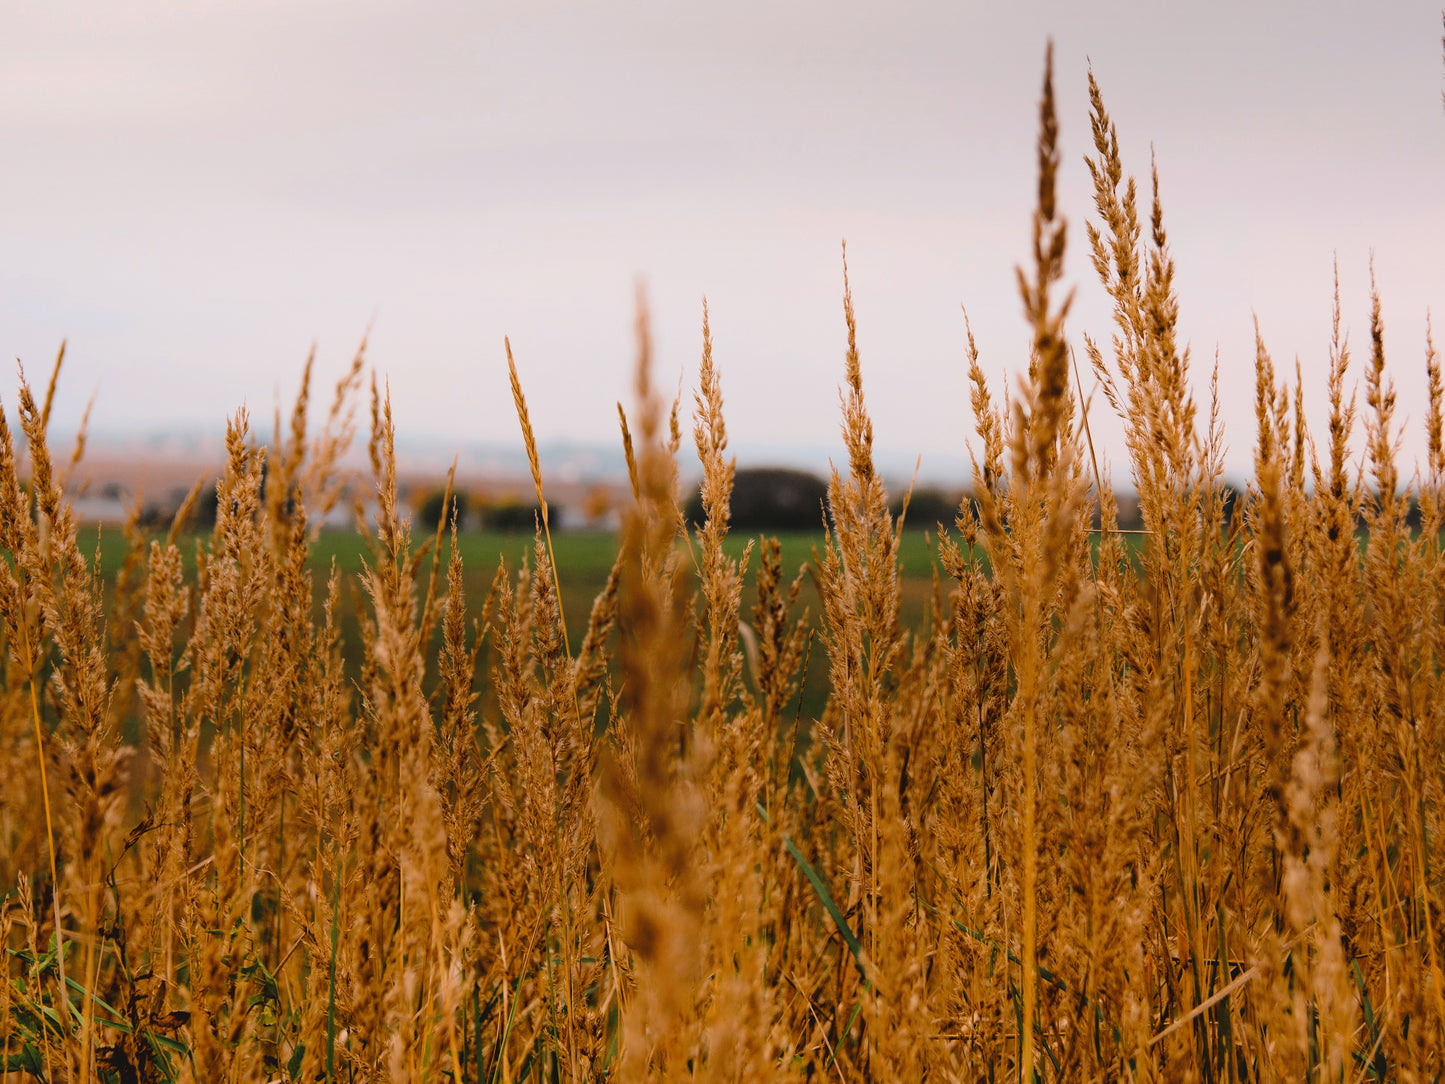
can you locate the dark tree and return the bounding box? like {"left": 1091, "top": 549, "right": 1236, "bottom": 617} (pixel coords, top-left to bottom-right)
{"left": 418, "top": 490, "right": 469, "bottom": 531}
{"left": 889, "top": 487, "right": 963, "bottom": 529}
{"left": 478, "top": 498, "right": 544, "bottom": 534}
{"left": 685, "top": 467, "right": 829, "bottom": 532}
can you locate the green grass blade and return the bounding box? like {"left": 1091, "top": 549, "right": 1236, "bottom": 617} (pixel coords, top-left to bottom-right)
{"left": 827, "top": 1001, "right": 863, "bottom": 1072}
{"left": 326, "top": 861, "right": 342, "bottom": 1083}
{"left": 781, "top": 835, "right": 866, "bottom": 980}
{"left": 756, "top": 801, "right": 866, "bottom": 982}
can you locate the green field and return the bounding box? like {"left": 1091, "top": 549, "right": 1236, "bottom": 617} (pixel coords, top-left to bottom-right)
{"left": 85, "top": 524, "right": 952, "bottom": 624}
{"left": 79, "top": 523, "right": 964, "bottom": 729}
{"left": 79, "top": 520, "right": 1157, "bottom": 736}
{"left": 81, "top": 522, "right": 1151, "bottom": 648}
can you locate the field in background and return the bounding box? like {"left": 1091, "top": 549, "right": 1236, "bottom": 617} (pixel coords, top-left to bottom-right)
{"left": 84, "top": 524, "right": 959, "bottom": 727}
{"left": 85, "top": 524, "right": 955, "bottom": 626}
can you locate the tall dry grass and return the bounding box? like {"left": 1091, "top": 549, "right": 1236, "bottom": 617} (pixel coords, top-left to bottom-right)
{"left": 4, "top": 42, "right": 1445, "bottom": 1083}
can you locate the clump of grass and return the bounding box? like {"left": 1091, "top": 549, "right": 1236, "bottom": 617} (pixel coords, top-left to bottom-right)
{"left": 4, "top": 38, "right": 1445, "bottom": 1084}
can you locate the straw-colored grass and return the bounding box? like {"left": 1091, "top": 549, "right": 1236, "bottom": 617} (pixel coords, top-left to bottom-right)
{"left": 4, "top": 41, "right": 1445, "bottom": 1082}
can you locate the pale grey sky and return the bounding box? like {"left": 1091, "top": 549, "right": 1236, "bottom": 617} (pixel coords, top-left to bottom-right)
{"left": 2, "top": 0, "right": 1442, "bottom": 480}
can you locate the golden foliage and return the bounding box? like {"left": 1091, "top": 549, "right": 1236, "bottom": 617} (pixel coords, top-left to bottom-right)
{"left": 3, "top": 44, "right": 1444, "bottom": 1084}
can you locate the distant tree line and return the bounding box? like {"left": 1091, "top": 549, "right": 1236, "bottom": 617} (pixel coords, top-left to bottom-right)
{"left": 135, "top": 471, "right": 1438, "bottom": 538}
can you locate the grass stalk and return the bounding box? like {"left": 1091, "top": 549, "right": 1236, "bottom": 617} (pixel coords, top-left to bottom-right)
{"left": 19, "top": 571, "right": 68, "bottom": 1084}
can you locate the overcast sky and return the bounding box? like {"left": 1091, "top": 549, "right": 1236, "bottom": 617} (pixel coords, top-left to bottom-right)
{"left": 2, "top": 0, "right": 1442, "bottom": 481}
